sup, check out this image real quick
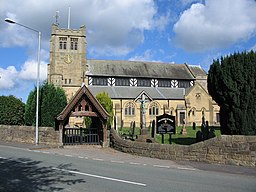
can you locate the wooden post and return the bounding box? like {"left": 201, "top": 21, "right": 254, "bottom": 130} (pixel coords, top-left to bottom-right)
{"left": 59, "top": 121, "right": 64, "bottom": 146}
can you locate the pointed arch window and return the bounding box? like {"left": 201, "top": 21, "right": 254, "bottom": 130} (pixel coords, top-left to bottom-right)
{"left": 124, "top": 102, "right": 135, "bottom": 116}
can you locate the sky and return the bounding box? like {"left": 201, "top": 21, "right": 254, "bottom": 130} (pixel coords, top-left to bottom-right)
{"left": 0, "top": 0, "right": 256, "bottom": 102}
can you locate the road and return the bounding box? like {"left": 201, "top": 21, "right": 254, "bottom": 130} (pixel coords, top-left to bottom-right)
{"left": 0, "top": 143, "right": 255, "bottom": 192}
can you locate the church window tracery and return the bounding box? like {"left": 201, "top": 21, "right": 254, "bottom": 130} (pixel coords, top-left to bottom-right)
{"left": 124, "top": 102, "right": 135, "bottom": 116}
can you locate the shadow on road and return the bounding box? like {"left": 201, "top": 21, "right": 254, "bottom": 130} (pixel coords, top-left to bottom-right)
{"left": 0, "top": 158, "right": 85, "bottom": 191}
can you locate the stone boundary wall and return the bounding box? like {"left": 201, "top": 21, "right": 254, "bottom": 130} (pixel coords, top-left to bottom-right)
{"left": 0, "top": 125, "right": 59, "bottom": 146}
{"left": 110, "top": 129, "right": 256, "bottom": 167}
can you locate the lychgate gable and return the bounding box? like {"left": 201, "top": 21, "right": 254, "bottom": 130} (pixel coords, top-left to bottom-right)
{"left": 55, "top": 85, "right": 110, "bottom": 146}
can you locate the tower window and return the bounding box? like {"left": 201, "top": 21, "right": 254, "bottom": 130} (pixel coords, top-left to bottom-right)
{"left": 71, "top": 38, "right": 78, "bottom": 50}
{"left": 59, "top": 37, "right": 67, "bottom": 50}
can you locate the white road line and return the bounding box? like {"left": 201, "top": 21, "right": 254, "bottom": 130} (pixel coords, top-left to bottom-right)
{"left": 42, "top": 151, "right": 50, "bottom": 154}
{"left": 153, "top": 165, "right": 170, "bottom": 168}
{"left": 32, "top": 150, "right": 41, "bottom": 153}
{"left": 111, "top": 160, "right": 124, "bottom": 164}
{"left": 177, "top": 167, "right": 197, "bottom": 171}
{"left": 78, "top": 156, "right": 84, "bottom": 159}
{"left": 0, "top": 156, "right": 7, "bottom": 159}
{"left": 129, "top": 162, "right": 141, "bottom": 165}
{"left": 93, "top": 158, "right": 104, "bottom": 161}
{"left": 65, "top": 155, "right": 73, "bottom": 157}
{"left": 52, "top": 167, "right": 146, "bottom": 187}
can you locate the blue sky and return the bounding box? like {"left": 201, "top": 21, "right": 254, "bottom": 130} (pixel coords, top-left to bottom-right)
{"left": 0, "top": 0, "right": 256, "bottom": 102}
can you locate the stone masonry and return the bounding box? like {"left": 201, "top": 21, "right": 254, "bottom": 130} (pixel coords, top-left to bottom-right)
{"left": 110, "top": 129, "right": 256, "bottom": 167}
{"left": 0, "top": 125, "right": 59, "bottom": 146}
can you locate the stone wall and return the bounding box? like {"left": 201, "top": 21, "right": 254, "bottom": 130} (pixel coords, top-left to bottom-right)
{"left": 110, "top": 129, "right": 256, "bottom": 167}
{"left": 0, "top": 125, "right": 59, "bottom": 146}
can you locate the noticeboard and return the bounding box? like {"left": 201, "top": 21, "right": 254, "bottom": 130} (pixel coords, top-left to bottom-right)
{"left": 156, "top": 114, "right": 176, "bottom": 134}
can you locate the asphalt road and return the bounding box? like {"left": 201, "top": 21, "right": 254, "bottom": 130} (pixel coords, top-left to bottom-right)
{"left": 0, "top": 143, "right": 255, "bottom": 192}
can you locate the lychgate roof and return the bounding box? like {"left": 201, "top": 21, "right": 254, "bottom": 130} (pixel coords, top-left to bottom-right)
{"left": 86, "top": 60, "right": 197, "bottom": 80}
{"left": 56, "top": 85, "right": 110, "bottom": 121}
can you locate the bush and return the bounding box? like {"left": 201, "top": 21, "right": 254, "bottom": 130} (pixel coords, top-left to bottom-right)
{"left": 0, "top": 95, "right": 25, "bottom": 125}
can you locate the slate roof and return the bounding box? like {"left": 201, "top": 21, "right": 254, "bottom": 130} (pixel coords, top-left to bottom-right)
{"left": 187, "top": 65, "right": 207, "bottom": 77}
{"left": 86, "top": 60, "right": 197, "bottom": 80}
{"left": 88, "top": 85, "right": 185, "bottom": 100}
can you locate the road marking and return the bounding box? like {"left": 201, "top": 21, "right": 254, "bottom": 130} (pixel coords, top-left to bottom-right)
{"left": 129, "top": 162, "right": 141, "bottom": 165}
{"left": 53, "top": 167, "right": 146, "bottom": 187}
{"left": 32, "top": 150, "right": 41, "bottom": 153}
{"left": 78, "top": 156, "right": 84, "bottom": 159}
{"left": 111, "top": 160, "right": 124, "bottom": 164}
{"left": 42, "top": 151, "right": 50, "bottom": 154}
{"left": 93, "top": 158, "right": 104, "bottom": 161}
{"left": 177, "top": 167, "right": 197, "bottom": 171}
{"left": 153, "top": 165, "right": 170, "bottom": 168}
{"left": 65, "top": 155, "right": 73, "bottom": 157}
{"left": 0, "top": 156, "right": 7, "bottom": 159}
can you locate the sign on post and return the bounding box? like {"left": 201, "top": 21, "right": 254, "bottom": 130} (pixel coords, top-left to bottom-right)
{"left": 156, "top": 114, "right": 176, "bottom": 134}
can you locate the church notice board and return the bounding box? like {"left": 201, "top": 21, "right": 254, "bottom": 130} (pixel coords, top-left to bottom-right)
{"left": 156, "top": 114, "right": 176, "bottom": 134}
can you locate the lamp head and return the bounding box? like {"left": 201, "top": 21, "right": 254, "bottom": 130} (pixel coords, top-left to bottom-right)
{"left": 5, "top": 18, "right": 16, "bottom": 24}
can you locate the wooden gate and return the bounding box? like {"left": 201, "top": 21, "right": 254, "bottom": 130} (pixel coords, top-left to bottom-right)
{"left": 63, "top": 128, "right": 100, "bottom": 145}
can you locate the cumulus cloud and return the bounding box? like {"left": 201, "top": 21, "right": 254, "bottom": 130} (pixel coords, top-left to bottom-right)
{"left": 0, "top": 61, "right": 47, "bottom": 90}
{"left": 19, "top": 60, "right": 48, "bottom": 81}
{"left": 0, "top": 66, "right": 18, "bottom": 89}
{"left": 173, "top": 0, "right": 256, "bottom": 52}
{"left": 0, "top": 0, "right": 159, "bottom": 56}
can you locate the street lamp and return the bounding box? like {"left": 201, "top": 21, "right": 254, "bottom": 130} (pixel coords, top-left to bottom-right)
{"left": 5, "top": 18, "right": 41, "bottom": 145}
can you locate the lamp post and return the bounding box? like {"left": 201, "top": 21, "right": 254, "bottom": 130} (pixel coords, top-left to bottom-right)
{"left": 5, "top": 18, "right": 41, "bottom": 145}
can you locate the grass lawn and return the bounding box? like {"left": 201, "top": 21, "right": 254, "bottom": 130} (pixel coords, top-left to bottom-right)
{"left": 118, "top": 126, "right": 221, "bottom": 145}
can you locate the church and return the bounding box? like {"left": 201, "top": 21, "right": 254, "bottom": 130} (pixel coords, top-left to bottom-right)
{"left": 47, "top": 23, "right": 220, "bottom": 128}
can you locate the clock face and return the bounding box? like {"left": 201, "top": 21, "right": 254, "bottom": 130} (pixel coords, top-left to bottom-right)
{"left": 64, "top": 54, "right": 72, "bottom": 64}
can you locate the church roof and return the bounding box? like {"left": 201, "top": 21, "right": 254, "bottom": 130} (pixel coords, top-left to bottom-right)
{"left": 86, "top": 60, "right": 198, "bottom": 80}
{"left": 88, "top": 86, "right": 185, "bottom": 100}
{"left": 187, "top": 65, "right": 207, "bottom": 77}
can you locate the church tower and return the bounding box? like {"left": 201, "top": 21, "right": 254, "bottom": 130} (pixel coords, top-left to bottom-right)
{"left": 47, "top": 24, "right": 87, "bottom": 97}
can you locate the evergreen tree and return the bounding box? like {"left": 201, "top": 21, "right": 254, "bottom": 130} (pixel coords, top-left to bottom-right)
{"left": 208, "top": 51, "right": 256, "bottom": 135}
{"left": 25, "top": 82, "right": 67, "bottom": 127}
{"left": 96, "top": 92, "right": 113, "bottom": 127}
{"left": 0, "top": 95, "right": 25, "bottom": 125}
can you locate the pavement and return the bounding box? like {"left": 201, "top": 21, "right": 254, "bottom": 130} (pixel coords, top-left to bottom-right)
{"left": 0, "top": 141, "right": 255, "bottom": 177}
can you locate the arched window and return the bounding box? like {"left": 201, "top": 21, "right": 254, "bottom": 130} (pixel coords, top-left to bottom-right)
{"left": 149, "top": 102, "right": 159, "bottom": 116}
{"left": 124, "top": 102, "right": 135, "bottom": 116}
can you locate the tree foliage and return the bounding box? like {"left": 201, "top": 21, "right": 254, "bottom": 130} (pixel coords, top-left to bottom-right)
{"left": 96, "top": 92, "right": 113, "bottom": 127}
{"left": 208, "top": 51, "right": 256, "bottom": 135}
{"left": 0, "top": 95, "right": 25, "bottom": 125}
{"left": 25, "top": 82, "right": 67, "bottom": 127}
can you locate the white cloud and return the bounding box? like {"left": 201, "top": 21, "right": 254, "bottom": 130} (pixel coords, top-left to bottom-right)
{"left": 0, "top": 0, "right": 159, "bottom": 56}
{"left": 0, "top": 66, "right": 18, "bottom": 89}
{"left": 173, "top": 0, "right": 256, "bottom": 52}
{"left": 129, "top": 49, "right": 163, "bottom": 62}
{"left": 0, "top": 60, "right": 47, "bottom": 90}
{"left": 19, "top": 60, "right": 47, "bottom": 81}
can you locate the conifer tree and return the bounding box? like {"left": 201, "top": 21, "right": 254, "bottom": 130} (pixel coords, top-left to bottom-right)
{"left": 25, "top": 82, "right": 67, "bottom": 127}
{"left": 208, "top": 51, "right": 256, "bottom": 135}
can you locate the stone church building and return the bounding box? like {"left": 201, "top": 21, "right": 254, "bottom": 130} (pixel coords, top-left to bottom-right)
{"left": 47, "top": 24, "right": 220, "bottom": 128}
